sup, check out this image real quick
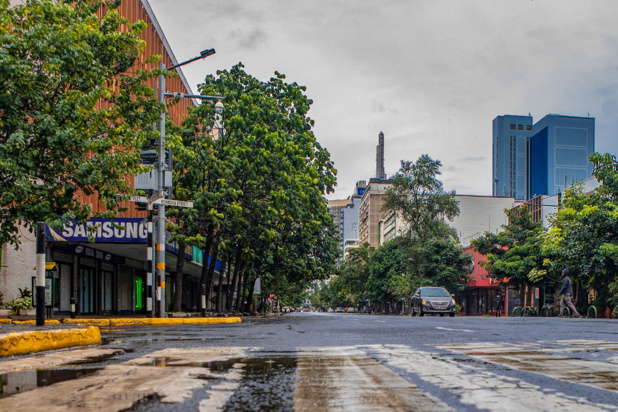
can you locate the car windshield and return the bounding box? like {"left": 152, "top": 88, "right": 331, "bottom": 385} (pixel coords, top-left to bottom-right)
{"left": 421, "top": 288, "right": 450, "bottom": 297}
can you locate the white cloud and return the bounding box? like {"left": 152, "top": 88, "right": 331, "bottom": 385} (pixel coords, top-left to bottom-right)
{"left": 148, "top": 0, "right": 618, "bottom": 199}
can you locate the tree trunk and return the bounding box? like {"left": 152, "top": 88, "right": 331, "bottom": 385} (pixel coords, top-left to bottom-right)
{"left": 241, "top": 272, "right": 250, "bottom": 312}
{"left": 246, "top": 276, "right": 255, "bottom": 313}
{"left": 205, "top": 245, "right": 219, "bottom": 310}
{"left": 216, "top": 251, "right": 227, "bottom": 313}
{"left": 173, "top": 239, "right": 186, "bottom": 312}
{"left": 199, "top": 225, "right": 214, "bottom": 312}
{"left": 227, "top": 249, "right": 242, "bottom": 311}
{"left": 235, "top": 272, "right": 244, "bottom": 314}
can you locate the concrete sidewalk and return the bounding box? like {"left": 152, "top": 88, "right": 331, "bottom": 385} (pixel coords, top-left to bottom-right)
{"left": 0, "top": 316, "right": 242, "bottom": 357}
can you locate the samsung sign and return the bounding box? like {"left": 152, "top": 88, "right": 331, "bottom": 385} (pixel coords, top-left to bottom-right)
{"left": 47, "top": 218, "right": 147, "bottom": 243}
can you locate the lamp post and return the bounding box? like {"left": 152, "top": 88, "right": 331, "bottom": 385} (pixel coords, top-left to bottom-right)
{"left": 155, "top": 48, "right": 216, "bottom": 317}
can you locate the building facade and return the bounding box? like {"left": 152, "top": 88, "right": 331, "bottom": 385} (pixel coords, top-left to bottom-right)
{"left": 0, "top": 0, "right": 211, "bottom": 315}
{"left": 358, "top": 179, "right": 392, "bottom": 249}
{"left": 528, "top": 115, "right": 595, "bottom": 199}
{"left": 492, "top": 115, "right": 533, "bottom": 199}
{"left": 448, "top": 195, "right": 517, "bottom": 246}
{"left": 327, "top": 181, "right": 366, "bottom": 262}
{"left": 493, "top": 114, "right": 595, "bottom": 201}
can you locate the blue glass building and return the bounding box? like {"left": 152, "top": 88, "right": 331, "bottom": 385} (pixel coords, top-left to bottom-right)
{"left": 528, "top": 115, "right": 595, "bottom": 198}
{"left": 492, "top": 115, "right": 533, "bottom": 199}
{"left": 493, "top": 114, "right": 594, "bottom": 200}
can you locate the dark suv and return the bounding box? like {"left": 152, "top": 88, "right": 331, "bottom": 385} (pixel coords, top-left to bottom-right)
{"left": 411, "top": 287, "right": 456, "bottom": 317}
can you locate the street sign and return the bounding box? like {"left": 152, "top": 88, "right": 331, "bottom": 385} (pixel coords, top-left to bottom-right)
{"left": 129, "top": 196, "right": 148, "bottom": 203}
{"left": 153, "top": 199, "right": 194, "bottom": 208}
{"left": 149, "top": 191, "right": 165, "bottom": 203}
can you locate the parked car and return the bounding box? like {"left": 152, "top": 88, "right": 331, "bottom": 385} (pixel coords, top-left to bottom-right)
{"left": 335, "top": 307, "right": 344, "bottom": 313}
{"left": 411, "top": 287, "right": 456, "bottom": 317}
{"left": 346, "top": 307, "right": 357, "bottom": 313}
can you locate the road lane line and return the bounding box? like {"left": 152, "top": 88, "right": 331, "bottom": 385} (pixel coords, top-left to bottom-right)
{"left": 435, "top": 327, "right": 475, "bottom": 333}
{"left": 373, "top": 344, "right": 616, "bottom": 411}
{"left": 294, "top": 347, "right": 449, "bottom": 411}
{"left": 436, "top": 342, "right": 618, "bottom": 393}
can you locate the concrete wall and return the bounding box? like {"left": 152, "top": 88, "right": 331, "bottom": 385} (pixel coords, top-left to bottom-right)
{"left": 1, "top": 231, "right": 37, "bottom": 302}
{"left": 449, "top": 195, "right": 516, "bottom": 246}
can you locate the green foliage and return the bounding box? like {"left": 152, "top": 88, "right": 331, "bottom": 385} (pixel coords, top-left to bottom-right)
{"left": 0, "top": 0, "right": 160, "bottom": 245}
{"left": 171, "top": 63, "right": 339, "bottom": 308}
{"left": 9, "top": 296, "right": 32, "bottom": 311}
{"left": 473, "top": 207, "right": 545, "bottom": 287}
{"left": 383, "top": 155, "right": 459, "bottom": 239}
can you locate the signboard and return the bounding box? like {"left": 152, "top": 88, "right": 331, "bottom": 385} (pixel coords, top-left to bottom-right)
{"left": 129, "top": 196, "right": 148, "bottom": 203}
{"left": 153, "top": 199, "right": 193, "bottom": 208}
{"left": 254, "top": 278, "right": 261, "bottom": 295}
{"left": 45, "top": 278, "right": 52, "bottom": 306}
{"left": 46, "top": 218, "right": 148, "bottom": 243}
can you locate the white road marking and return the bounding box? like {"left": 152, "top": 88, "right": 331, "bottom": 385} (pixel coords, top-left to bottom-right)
{"left": 436, "top": 342, "right": 618, "bottom": 394}
{"left": 435, "top": 326, "right": 475, "bottom": 333}
{"left": 374, "top": 344, "right": 617, "bottom": 411}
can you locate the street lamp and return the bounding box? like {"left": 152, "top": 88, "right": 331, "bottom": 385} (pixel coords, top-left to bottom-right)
{"left": 154, "top": 49, "right": 216, "bottom": 318}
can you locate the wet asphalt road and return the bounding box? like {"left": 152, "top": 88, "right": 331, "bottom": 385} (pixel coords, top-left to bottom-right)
{"left": 3, "top": 312, "right": 618, "bottom": 411}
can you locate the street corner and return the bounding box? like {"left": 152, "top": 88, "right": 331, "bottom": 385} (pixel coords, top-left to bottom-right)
{"left": 0, "top": 326, "right": 101, "bottom": 357}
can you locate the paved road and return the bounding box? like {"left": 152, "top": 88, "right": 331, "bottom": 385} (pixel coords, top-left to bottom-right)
{"left": 1, "top": 313, "right": 618, "bottom": 411}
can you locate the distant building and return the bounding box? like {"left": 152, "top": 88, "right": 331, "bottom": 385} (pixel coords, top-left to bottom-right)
{"left": 528, "top": 115, "right": 595, "bottom": 199}
{"left": 492, "top": 115, "right": 533, "bottom": 199}
{"left": 358, "top": 178, "right": 391, "bottom": 249}
{"left": 376, "top": 132, "right": 386, "bottom": 180}
{"left": 327, "top": 181, "right": 366, "bottom": 262}
{"left": 492, "top": 114, "right": 595, "bottom": 200}
{"left": 448, "top": 195, "right": 517, "bottom": 247}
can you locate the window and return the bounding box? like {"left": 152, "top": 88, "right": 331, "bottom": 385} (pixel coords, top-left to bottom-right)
{"left": 526, "top": 125, "right": 532, "bottom": 131}
{"left": 517, "top": 125, "right": 523, "bottom": 131}
{"left": 509, "top": 124, "right": 516, "bottom": 130}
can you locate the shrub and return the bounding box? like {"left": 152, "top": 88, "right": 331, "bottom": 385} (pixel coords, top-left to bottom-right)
{"left": 9, "top": 297, "right": 33, "bottom": 312}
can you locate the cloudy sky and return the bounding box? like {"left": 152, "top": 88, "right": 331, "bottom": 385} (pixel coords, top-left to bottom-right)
{"left": 148, "top": 0, "right": 618, "bottom": 200}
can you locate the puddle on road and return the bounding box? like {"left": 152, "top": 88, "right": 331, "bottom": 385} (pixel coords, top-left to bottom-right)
{"left": 0, "top": 368, "right": 102, "bottom": 398}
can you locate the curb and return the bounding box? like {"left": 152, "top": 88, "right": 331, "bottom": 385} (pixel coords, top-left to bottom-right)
{"left": 61, "top": 317, "right": 242, "bottom": 327}
{"left": 0, "top": 326, "right": 101, "bottom": 357}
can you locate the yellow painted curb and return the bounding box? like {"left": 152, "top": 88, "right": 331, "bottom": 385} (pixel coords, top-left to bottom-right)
{"left": 108, "top": 317, "right": 242, "bottom": 326}
{"left": 0, "top": 326, "right": 101, "bottom": 357}
{"left": 12, "top": 320, "right": 61, "bottom": 325}
{"left": 0, "top": 319, "right": 11, "bottom": 324}
{"left": 62, "top": 318, "right": 111, "bottom": 327}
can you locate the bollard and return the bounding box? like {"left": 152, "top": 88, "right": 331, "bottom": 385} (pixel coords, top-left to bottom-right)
{"left": 201, "top": 284, "right": 206, "bottom": 317}
{"left": 70, "top": 297, "right": 76, "bottom": 319}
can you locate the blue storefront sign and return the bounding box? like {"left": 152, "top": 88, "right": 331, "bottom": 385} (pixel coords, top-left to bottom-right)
{"left": 46, "top": 218, "right": 148, "bottom": 243}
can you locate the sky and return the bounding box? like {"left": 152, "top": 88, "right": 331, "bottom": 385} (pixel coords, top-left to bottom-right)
{"left": 148, "top": 0, "right": 618, "bottom": 200}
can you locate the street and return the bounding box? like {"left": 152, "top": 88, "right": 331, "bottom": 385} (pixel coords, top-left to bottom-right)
{"left": 1, "top": 313, "right": 618, "bottom": 411}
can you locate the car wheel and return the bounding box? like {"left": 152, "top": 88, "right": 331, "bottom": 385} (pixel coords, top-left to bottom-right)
{"left": 449, "top": 313, "right": 455, "bottom": 317}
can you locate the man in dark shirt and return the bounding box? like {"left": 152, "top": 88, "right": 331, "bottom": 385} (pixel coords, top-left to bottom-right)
{"left": 558, "top": 269, "right": 580, "bottom": 318}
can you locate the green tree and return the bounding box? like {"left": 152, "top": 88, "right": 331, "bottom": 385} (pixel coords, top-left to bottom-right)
{"left": 383, "top": 155, "right": 459, "bottom": 239}
{"left": 173, "top": 64, "right": 338, "bottom": 311}
{"left": 0, "top": 0, "right": 160, "bottom": 245}
{"left": 473, "top": 207, "right": 545, "bottom": 288}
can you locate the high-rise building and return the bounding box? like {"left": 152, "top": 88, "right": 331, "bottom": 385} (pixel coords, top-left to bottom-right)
{"left": 376, "top": 131, "right": 386, "bottom": 180}
{"left": 493, "top": 114, "right": 595, "bottom": 200}
{"left": 327, "top": 181, "right": 366, "bottom": 262}
{"left": 528, "top": 115, "right": 595, "bottom": 198}
{"left": 358, "top": 178, "right": 391, "bottom": 248}
{"left": 492, "top": 115, "right": 533, "bottom": 199}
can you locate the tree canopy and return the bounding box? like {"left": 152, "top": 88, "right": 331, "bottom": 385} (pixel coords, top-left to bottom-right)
{"left": 0, "top": 0, "right": 160, "bottom": 244}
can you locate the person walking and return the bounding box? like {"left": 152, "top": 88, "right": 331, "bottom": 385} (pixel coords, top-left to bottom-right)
{"left": 494, "top": 295, "right": 503, "bottom": 317}
{"left": 558, "top": 269, "right": 580, "bottom": 318}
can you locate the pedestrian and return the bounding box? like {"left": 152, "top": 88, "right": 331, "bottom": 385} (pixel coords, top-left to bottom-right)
{"left": 494, "top": 295, "right": 502, "bottom": 317}
{"left": 558, "top": 269, "right": 580, "bottom": 318}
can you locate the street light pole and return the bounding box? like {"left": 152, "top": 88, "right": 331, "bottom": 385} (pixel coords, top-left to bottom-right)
{"left": 154, "top": 49, "right": 216, "bottom": 317}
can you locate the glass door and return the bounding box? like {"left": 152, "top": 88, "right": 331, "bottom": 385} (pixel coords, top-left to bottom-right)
{"left": 79, "top": 267, "right": 95, "bottom": 314}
